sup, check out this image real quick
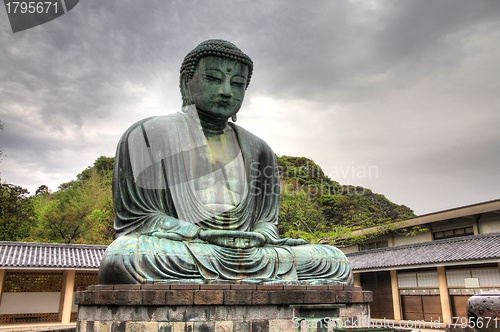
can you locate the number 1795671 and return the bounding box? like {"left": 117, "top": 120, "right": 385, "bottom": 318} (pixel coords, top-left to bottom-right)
{"left": 5, "top": 1, "right": 58, "bottom": 14}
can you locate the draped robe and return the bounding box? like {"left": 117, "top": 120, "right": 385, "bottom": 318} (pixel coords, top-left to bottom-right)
{"left": 98, "top": 106, "right": 353, "bottom": 285}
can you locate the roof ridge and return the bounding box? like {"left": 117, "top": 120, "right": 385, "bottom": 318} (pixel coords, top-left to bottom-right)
{"left": 347, "top": 232, "right": 500, "bottom": 257}
{"left": 0, "top": 241, "right": 107, "bottom": 268}
{"left": 347, "top": 232, "right": 500, "bottom": 270}
{"left": 410, "top": 198, "right": 500, "bottom": 219}
{"left": 0, "top": 241, "right": 108, "bottom": 249}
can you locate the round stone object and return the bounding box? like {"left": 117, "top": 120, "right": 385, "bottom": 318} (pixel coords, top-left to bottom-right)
{"left": 467, "top": 291, "right": 500, "bottom": 332}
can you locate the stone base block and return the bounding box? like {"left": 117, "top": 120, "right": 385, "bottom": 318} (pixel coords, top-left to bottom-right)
{"left": 75, "top": 284, "right": 373, "bottom": 332}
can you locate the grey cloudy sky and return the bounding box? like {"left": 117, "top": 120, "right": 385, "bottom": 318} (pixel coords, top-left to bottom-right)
{"left": 0, "top": 0, "right": 499, "bottom": 215}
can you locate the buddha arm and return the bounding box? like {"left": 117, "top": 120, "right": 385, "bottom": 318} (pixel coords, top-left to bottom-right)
{"left": 145, "top": 217, "right": 202, "bottom": 240}
{"left": 113, "top": 116, "right": 208, "bottom": 240}
{"left": 253, "top": 221, "right": 307, "bottom": 246}
{"left": 114, "top": 206, "right": 203, "bottom": 240}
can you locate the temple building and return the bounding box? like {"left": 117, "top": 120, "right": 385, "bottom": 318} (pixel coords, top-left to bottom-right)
{"left": 344, "top": 199, "right": 500, "bottom": 324}
{"left": 0, "top": 242, "right": 104, "bottom": 330}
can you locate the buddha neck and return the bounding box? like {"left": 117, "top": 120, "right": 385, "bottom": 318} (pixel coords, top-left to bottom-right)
{"left": 197, "top": 110, "right": 230, "bottom": 136}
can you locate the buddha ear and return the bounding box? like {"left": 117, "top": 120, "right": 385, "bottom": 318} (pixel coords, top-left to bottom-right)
{"left": 180, "top": 75, "right": 191, "bottom": 107}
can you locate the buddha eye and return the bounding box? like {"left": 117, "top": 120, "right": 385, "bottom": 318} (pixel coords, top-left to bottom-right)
{"left": 231, "top": 81, "right": 245, "bottom": 87}
{"left": 204, "top": 75, "right": 222, "bottom": 82}
{"left": 231, "top": 78, "right": 246, "bottom": 87}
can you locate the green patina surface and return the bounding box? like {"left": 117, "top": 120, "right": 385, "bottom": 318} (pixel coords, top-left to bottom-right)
{"left": 98, "top": 39, "right": 353, "bottom": 285}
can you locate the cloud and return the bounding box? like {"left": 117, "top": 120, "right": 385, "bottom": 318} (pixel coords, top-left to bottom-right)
{"left": 0, "top": 0, "right": 499, "bottom": 215}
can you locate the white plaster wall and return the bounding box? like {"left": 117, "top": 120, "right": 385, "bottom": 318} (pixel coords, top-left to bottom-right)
{"left": 479, "top": 215, "right": 500, "bottom": 234}
{"left": 393, "top": 231, "right": 431, "bottom": 246}
{"left": 0, "top": 292, "right": 60, "bottom": 314}
{"left": 340, "top": 245, "right": 359, "bottom": 254}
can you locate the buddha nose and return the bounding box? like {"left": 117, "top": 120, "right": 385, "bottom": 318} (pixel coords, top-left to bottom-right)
{"left": 219, "top": 81, "right": 232, "bottom": 98}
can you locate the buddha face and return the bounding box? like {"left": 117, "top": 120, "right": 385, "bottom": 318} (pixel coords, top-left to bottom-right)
{"left": 187, "top": 56, "right": 249, "bottom": 119}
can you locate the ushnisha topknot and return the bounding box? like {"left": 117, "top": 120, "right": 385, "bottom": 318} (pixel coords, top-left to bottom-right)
{"left": 180, "top": 39, "right": 254, "bottom": 89}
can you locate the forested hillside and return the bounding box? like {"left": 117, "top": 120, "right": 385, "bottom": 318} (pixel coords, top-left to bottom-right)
{"left": 1, "top": 156, "right": 115, "bottom": 244}
{"left": 277, "top": 156, "right": 422, "bottom": 246}
{"left": 0, "top": 155, "right": 423, "bottom": 246}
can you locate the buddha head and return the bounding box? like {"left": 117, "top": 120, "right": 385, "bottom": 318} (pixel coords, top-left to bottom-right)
{"left": 180, "top": 39, "right": 254, "bottom": 120}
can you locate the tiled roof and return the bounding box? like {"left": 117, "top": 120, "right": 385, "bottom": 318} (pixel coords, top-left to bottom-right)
{"left": 347, "top": 232, "right": 500, "bottom": 271}
{"left": 3, "top": 233, "right": 499, "bottom": 271}
{"left": 0, "top": 241, "right": 107, "bottom": 269}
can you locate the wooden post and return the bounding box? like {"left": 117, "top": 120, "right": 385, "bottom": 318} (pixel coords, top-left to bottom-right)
{"left": 0, "top": 269, "right": 6, "bottom": 304}
{"left": 390, "top": 270, "right": 402, "bottom": 320}
{"left": 58, "top": 270, "right": 76, "bottom": 324}
{"left": 353, "top": 272, "right": 361, "bottom": 287}
{"left": 438, "top": 266, "right": 452, "bottom": 324}
{"left": 473, "top": 215, "right": 480, "bottom": 235}
{"left": 388, "top": 234, "right": 394, "bottom": 247}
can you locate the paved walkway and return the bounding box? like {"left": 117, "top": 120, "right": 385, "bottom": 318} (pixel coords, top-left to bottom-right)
{"left": 0, "top": 321, "right": 448, "bottom": 331}
{"left": 371, "top": 318, "right": 447, "bottom": 331}
{"left": 0, "top": 322, "right": 75, "bottom": 332}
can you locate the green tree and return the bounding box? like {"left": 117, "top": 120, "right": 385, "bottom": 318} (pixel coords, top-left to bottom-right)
{"left": 77, "top": 156, "right": 114, "bottom": 181}
{"left": 278, "top": 192, "right": 328, "bottom": 243}
{"left": 0, "top": 181, "right": 35, "bottom": 241}
{"left": 30, "top": 188, "right": 86, "bottom": 243}
{"left": 28, "top": 157, "right": 115, "bottom": 244}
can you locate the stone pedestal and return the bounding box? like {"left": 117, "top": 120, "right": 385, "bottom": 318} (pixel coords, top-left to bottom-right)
{"left": 75, "top": 284, "right": 373, "bottom": 332}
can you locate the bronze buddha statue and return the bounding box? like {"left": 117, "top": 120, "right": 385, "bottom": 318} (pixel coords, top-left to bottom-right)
{"left": 98, "top": 39, "right": 352, "bottom": 285}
